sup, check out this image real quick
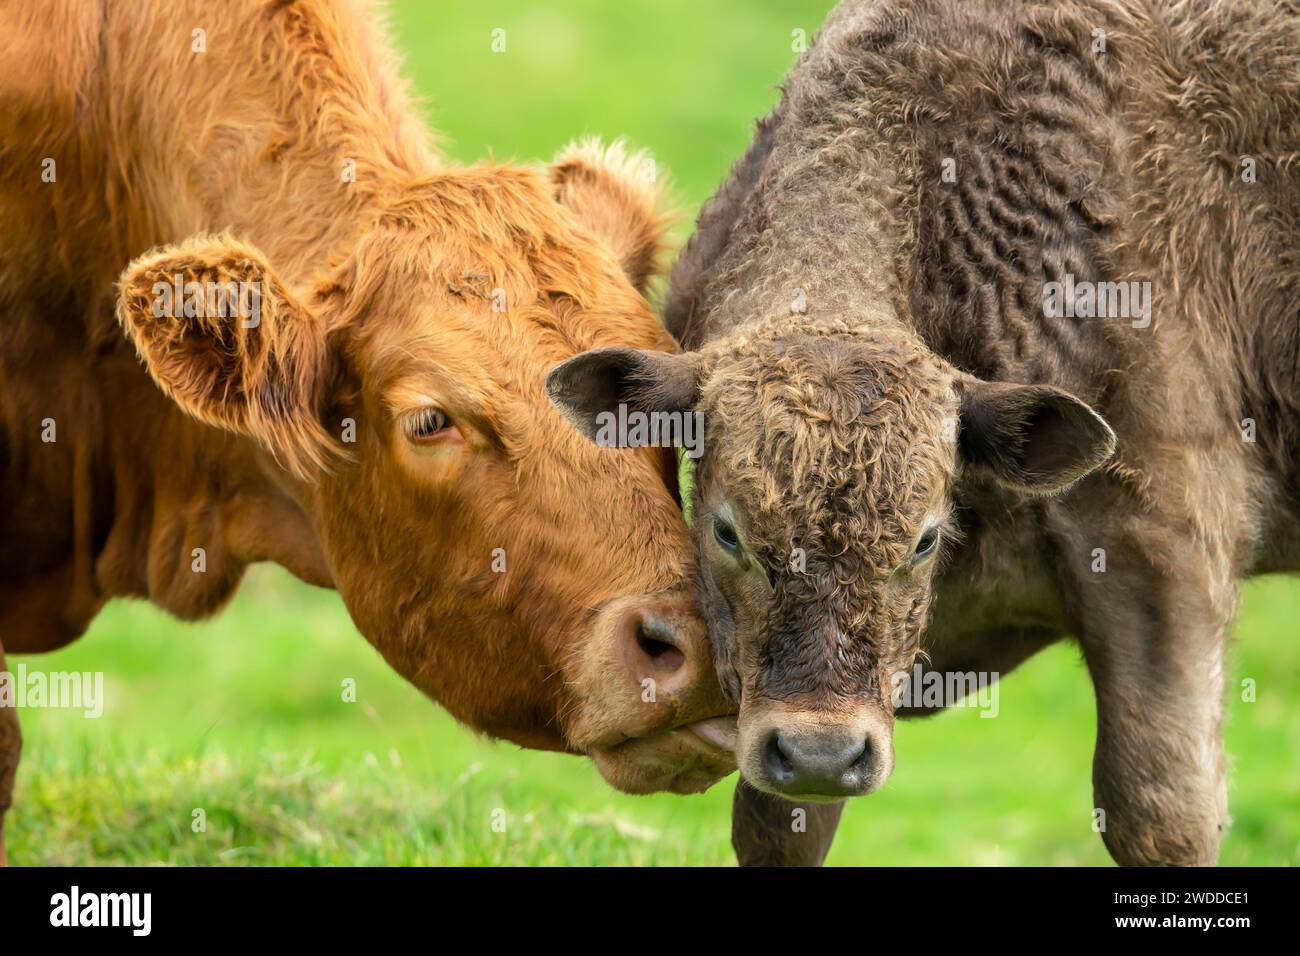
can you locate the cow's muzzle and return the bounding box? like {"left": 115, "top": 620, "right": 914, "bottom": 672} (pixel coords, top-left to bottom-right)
{"left": 566, "top": 592, "right": 737, "bottom": 794}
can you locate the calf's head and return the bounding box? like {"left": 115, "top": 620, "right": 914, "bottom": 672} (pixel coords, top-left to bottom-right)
{"left": 550, "top": 320, "right": 1114, "bottom": 799}
{"left": 115, "top": 143, "right": 734, "bottom": 794}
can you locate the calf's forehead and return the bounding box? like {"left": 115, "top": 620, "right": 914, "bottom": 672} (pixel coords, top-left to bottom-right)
{"left": 700, "top": 347, "right": 958, "bottom": 540}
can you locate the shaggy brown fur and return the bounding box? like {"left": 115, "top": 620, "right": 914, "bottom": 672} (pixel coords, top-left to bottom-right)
{"left": 554, "top": 0, "right": 1300, "bottom": 866}
{"left": 0, "top": 0, "right": 737, "bottom": 863}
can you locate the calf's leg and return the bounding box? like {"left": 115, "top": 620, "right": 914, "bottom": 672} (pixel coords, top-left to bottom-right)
{"left": 728, "top": 625, "right": 1060, "bottom": 866}
{"left": 731, "top": 778, "right": 844, "bottom": 866}
{"left": 0, "top": 642, "right": 20, "bottom": 866}
{"left": 1072, "top": 542, "right": 1231, "bottom": 866}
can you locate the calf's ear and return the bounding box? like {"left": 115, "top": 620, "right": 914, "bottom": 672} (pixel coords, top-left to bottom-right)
{"left": 546, "top": 347, "right": 699, "bottom": 443}
{"left": 957, "top": 378, "right": 1116, "bottom": 494}
{"left": 116, "top": 234, "right": 337, "bottom": 481}
{"left": 551, "top": 138, "right": 671, "bottom": 293}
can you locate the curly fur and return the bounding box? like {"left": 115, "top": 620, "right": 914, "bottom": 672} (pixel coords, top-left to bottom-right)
{"left": 695, "top": 316, "right": 957, "bottom": 699}
{"left": 670, "top": 0, "right": 1300, "bottom": 865}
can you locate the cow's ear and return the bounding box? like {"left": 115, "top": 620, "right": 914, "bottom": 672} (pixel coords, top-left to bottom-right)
{"left": 957, "top": 378, "right": 1116, "bottom": 494}
{"left": 551, "top": 138, "right": 671, "bottom": 293}
{"left": 546, "top": 347, "right": 699, "bottom": 442}
{"left": 116, "top": 235, "right": 337, "bottom": 481}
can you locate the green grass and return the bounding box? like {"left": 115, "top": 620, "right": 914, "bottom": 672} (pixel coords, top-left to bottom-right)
{"left": 10, "top": 569, "right": 1299, "bottom": 865}
{"left": 8, "top": 0, "right": 1300, "bottom": 866}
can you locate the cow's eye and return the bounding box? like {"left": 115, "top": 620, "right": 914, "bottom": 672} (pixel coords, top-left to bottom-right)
{"left": 913, "top": 528, "right": 940, "bottom": 561}
{"left": 403, "top": 407, "right": 453, "bottom": 443}
{"left": 713, "top": 517, "right": 741, "bottom": 552}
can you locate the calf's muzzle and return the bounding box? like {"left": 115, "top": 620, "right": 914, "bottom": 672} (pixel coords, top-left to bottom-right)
{"left": 738, "top": 701, "right": 893, "bottom": 800}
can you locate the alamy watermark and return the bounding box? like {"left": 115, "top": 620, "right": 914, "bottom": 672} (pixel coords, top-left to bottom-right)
{"left": 151, "top": 275, "right": 263, "bottom": 328}
{"left": 594, "top": 403, "right": 704, "bottom": 460}
{"left": 890, "top": 665, "right": 999, "bottom": 717}
{"left": 0, "top": 665, "right": 104, "bottom": 718}
{"left": 1043, "top": 273, "right": 1151, "bottom": 329}
{"left": 50, "top": 886, "right": 150, "bottom": 936}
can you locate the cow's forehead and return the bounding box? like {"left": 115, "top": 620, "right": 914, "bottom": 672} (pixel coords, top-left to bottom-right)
{"left": 349, "top": 253, "right": 663, "bottom": 458}
{"left": 359, "top": 298, "right": 578, "bottom": 435}
{"left": 350, "top": 199, "right": 653, "bottom": 357}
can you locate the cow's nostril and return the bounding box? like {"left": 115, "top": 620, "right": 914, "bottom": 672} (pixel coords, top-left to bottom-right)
{"left": 634, "top": 617, "right": 686, "bottom": 672}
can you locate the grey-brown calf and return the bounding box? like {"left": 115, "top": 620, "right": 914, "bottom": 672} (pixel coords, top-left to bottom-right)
{"left": 551, "top": 0, "right": 1300, "bottom": 865}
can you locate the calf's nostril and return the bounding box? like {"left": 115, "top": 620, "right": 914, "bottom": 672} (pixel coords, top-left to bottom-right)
{"left": 847, "top": 735, "right": 871, "bottom": 771}
{"left": 765, "top": 731, "right": 796, "bottom": 781}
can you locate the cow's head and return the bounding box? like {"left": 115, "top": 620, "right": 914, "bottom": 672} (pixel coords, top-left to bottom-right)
{"left": 549, "top": 317, "right": 1114, "bottom": 800}
{"left": 115, "top": 142, "right": 736, "bottom": 794}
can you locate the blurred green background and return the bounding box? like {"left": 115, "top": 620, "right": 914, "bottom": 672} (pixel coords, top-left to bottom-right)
{"left": 10, "top": 0, "right": 1299, "bottom": 866}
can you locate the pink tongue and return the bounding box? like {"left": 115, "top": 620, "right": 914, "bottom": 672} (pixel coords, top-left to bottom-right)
{"left": 688, "top": 716, "right": 739, "bottom": 751}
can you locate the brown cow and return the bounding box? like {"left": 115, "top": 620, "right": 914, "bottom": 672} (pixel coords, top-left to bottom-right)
{"left": 551, "top": 0, "right": 1300, "bottom": 865}
{"left": 0, "top": 0, "right": 737, "bottom": 864}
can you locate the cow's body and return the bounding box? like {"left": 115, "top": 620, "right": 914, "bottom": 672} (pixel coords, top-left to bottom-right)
{"left": 657, "top": 0, "right": 1300, "bottom": 865}
{"left": 0, "top": 0, "right": 737, "bottom": 864}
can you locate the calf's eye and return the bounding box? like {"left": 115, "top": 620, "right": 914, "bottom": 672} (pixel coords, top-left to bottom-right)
{"left": 713, "top": 517, "right": 741, "bottom": 552}
{"left": 913, "top": 528, "right": 940, "bottom": 560}
{"left": 403, "top": 407, "right": 453, "bottom": 443}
